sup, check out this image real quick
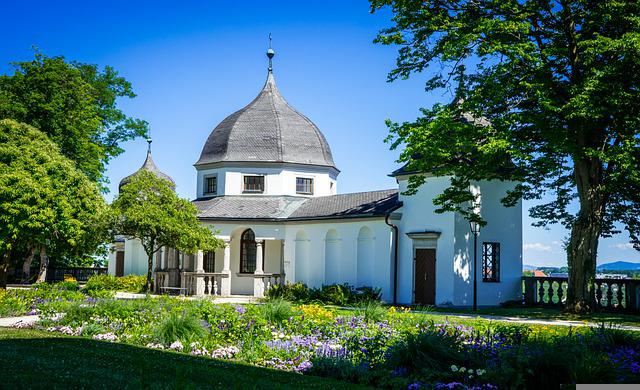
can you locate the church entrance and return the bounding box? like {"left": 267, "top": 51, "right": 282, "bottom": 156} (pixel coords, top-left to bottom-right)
{"left": 414, "top": 248, "right": 436, "bottom": 305}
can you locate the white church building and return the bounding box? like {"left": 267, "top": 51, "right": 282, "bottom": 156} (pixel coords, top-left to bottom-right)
{"left": 109, "top": 46, "right": 522, "bottom": 306}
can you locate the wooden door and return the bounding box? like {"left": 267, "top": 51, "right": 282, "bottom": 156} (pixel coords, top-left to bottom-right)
{"left": 115, "top": 251, "right": 124, "bottom": 277}
{"left": 414, "top": 248, "right": 436, "bottom": 305}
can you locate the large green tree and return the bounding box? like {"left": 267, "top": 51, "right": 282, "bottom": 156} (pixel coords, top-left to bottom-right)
{"left": 111, "top": 171, "right": 222, "bottom": 292}
{"left": 0, "top": 120, "right": 109, "bottom": 287}
{"left": 0, "top": 52, "right": 148, "bottom": 186}
{"left": 371, "top": 0, "right": 640, "bottom": 311}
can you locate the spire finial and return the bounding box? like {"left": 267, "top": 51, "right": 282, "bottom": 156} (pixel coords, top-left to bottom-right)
{"left": 266, "top": 33, "right": 275, "bottom": 72}
{"left": 146, "top": 137, "right": 152, "bottom": 153}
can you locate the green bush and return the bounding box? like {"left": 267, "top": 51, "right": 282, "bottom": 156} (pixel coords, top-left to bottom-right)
{"left": 387, "top": 328, "right": 466, "bottom": 373}
{"left": 265, "top": 282, "right": 310, "bottom": 302}
{"left": 354, "top": 301, "right": 387, "bottom": 323}
{"left": 266, "top": 282, "right": 382, "bottom": 306}
{"left": 84, "top": 274, "right": 146, "bottom": 293}
{"left": 154, "top": 312, "right": 206, "bottom": 344}
{"left": 260, "top": 298, "right": 293, "bottom": 324}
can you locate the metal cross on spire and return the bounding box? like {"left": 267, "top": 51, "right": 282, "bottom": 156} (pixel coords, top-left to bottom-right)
{"left": 266, "top": 33, "right": 275, "bottom": 72}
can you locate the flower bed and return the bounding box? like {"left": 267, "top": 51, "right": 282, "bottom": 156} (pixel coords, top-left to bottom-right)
{"left": 13, "top": 295, "right": 639, "bottom": 389}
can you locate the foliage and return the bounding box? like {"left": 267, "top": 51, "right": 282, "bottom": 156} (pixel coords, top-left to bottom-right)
{"left": 371, "top": 0, "right": 640, "bottom": 310}
{"left": 260, "top": 298, "right": 294, "bottom": 324}
{"left": 10, "top": 290, "right": 639, "bottom": 388}
{"left": 265, "top": 282, "right": 310, "bottom": 302}
{"left": 84, "top": 274, "right": 146, "bottom": 294}
{"left": 266, "top": 282, "right": 382, "bottom": 306}
{"left": 111, "top": 170, "right": 222, "bottom": 291}
{"left": 354, "top": 301, "right": 387, "bottom": 323}
{"left": 154, "top": 312, "right": 206, "bottom": 345}
{"left": 0, "top": 120, "right": 109, "bottom": 286}
{"left": 0, "top": 51, "right": 148, "bottom": 185}
{"left": 0, "top": 282, "right": 87, "bottom": 317}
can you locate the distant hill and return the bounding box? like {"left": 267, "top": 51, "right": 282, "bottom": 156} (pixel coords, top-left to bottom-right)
{"left": 523, "top": 264, "right": 538, "bottom": 271}
{"left": 597, "top": 261, "right": 640, "bottom": 271}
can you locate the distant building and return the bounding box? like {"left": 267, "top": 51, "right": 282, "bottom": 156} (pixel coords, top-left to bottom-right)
{"left": 533, "top": 270, "right": 547, "bottom": 277}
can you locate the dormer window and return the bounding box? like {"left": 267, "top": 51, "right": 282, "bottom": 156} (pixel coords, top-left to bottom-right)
{"left": 296, "top": 177, "right": 314, "bottom": 195}
{"left": 243, "top": 175, "right": 264, "bottom": 193}
{"left": 204, "top": 176, "right": 217, "bottom": 196}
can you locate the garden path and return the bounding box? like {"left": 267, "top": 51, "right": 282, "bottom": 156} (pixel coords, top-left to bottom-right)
{"left": 0, "top": 315, "right": 39, "bottom": 328}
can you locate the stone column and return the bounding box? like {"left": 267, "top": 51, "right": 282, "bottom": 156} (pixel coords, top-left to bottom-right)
{"left": 220, "top": 241, "right": 232, "bottom": 296}
{"left": 195, "top": 250, "right": 205, "bottom": 296}
{"left": 253, "top": 240, "right": 265, "bottom": 298}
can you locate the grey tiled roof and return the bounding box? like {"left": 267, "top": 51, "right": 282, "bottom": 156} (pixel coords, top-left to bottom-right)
{"left": 194, "top": 189, "right": 400, "bottom": 221}
{"left": 195, "top": 71, "right": 336, "bottom": 169}
{"left": 288, "top": 189, "right": 399, "bottom": 219}
{"left": 119, "top": 150, "right": 175, "bottom": 191}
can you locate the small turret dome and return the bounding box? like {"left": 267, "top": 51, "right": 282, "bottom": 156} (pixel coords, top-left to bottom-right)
{"left": 119, "top": 140, "right": 175, "bottom": 191}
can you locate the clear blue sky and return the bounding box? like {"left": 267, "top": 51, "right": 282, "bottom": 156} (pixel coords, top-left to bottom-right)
{"left": 2, "top": 0, "right": 638, "bottom": 267}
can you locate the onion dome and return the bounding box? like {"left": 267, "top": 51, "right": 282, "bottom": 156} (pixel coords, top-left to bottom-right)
{"left": 119, "top": 139, "right": 175, "bottom": 191}
{"left": 195, "top": 40, "right": 336, "bottom": 170}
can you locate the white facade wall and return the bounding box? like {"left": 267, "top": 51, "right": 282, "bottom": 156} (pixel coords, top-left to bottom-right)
{"left": 451, "top": 180, "right": 523, "bottom": 306}
{"left": 395, "top": 176, "right": 456, "bottom": 305}
{"left": 195, "top": 164, "right": 338, "bottom": 198}
{"left": 395, "top": 175, "right": 523, "bottom": 306}
{"left": 197, "top": 219, "right": 393, "bottom": 301}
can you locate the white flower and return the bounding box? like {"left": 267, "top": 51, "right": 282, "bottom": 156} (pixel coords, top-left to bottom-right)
{"left": 315, "top": 341, "right": 322, "bottom": 347}
{"left": 460, "top": 367, "right": 467, "bottom": 373}
{"left": 271, "top": 331, "right": 278, "bottom": 337}
{"left": 169, "top": 340, "right": 184, "bottom": 351}
{"left": 477, "top": 369, "right": 485, "bottom": 376}
{"left": 92, "top": 333, "right": 118, "bottom": 342}
{"left": 451, "top": 365, "right": 459, "bottom": 372}
{"left": 278, "top": 332, "right": 285, "bottom": 339}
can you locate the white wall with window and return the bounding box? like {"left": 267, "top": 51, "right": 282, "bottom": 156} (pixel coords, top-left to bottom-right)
{"left": 195, "top": 164, "right": 338, "bottom": 198}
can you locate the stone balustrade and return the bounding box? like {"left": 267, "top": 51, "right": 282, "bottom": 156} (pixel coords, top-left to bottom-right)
{"left": 522, "top": 276, "right": 640, "bottom": 312}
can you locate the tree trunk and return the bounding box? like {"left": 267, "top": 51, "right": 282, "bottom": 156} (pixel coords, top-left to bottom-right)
{"left": 0, "top": 250, "right": 11, "bottom": 289}
{"left": 22, "top": 246, "right": 37, "bottom": 283}
{"left": 36, "top": 246, "right": 49, "bottom": 283}
{"left": 145, "top": 252, "right": 154, "bottom": 293}
{"left": 566, "top": 157, "right": 604, "bottom": 313}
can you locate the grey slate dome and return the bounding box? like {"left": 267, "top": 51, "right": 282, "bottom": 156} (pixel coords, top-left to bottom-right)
{"left": 119, "top": 141, "right": 176, "bottom": 191}
{"left": 195, "top": 70, "right": 336, "bottom": 169}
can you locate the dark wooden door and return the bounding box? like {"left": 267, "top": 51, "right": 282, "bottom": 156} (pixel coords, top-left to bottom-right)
{"left": 414, "top": 248, "right": 436, "bottom": 305}
{"left": 115, "top": 251, "right": 124, "bottom": 277}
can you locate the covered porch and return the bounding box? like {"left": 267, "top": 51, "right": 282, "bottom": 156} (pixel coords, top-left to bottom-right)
{"left": 154, "top": 226, "right": 285, "bottom": 297}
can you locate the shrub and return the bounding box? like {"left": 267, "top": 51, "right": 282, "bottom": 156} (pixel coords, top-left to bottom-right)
{"left": 354, "top": 301, "right": 386, "bottom": 323}
{"left": 265, "top": 282, "right": 310, "bottom": 302}
{"left": 81, "top": 323, "right": 106, "bottom": 336}
{"left": 265, "top": 282, "right": 382, "bottom": 306}
{"left": 260, "top": 298, "right": 293, "bottom": 324}
{"left": 387, "top": 328, "right": 466, "bottom": 373}
{"left": 154, "top": 312, "right": 206, "bottom": 344}
{"left": 84, "top": 274, "right": 145, "bottom": 293}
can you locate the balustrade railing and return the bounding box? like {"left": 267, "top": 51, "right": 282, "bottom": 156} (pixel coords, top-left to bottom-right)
{"left": 183, "top": 272, "right": 227, "bottom": 296}
{"left": 522, "top": 276, "right": 640, "bottom": 312}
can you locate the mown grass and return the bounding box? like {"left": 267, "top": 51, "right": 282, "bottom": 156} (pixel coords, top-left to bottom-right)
{"left": 424, "top": 306, "right": 640, "bottom": 326}
{"left": 0, "top": 328, "right": 370, "bottom": 389}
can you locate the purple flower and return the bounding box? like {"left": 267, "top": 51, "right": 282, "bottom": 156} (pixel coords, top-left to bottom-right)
{"left": 407, "top": 382, "right": 423, "bottom": 390}
{"left": 234, "top": 305, "right": 246, "bottom": 315}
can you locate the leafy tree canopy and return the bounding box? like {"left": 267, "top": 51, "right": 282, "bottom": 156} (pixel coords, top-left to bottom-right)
{"left": 111, "top": 170, "right": 222, "bottom": 291}
{"left": 371, "top": 0, "right": 640, "bottom": 310}
{"left": 0, "top": 51, "right": 148, "bottom": 187}
{"left": 0, "top": 119, "right": 109, "bottom": 287}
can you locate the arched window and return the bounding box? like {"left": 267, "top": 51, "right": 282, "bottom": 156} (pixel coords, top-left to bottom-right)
{"left": 240, "top": 229, "right": 263, "bottom": 273}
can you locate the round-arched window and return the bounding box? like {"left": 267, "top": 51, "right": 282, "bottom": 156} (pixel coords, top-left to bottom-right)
{"left": 240, "top": 229, "right": 262, "bottom": 273}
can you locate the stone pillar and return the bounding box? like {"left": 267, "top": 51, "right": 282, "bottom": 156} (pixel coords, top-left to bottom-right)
{"left": 255, "top": 241, "right": 264, "bottom": 274}
{"left": 161, "top": 247, "right": 167, "bottom": 271}
{"left": 195, "top": 250, "right": 205, "bottom": 296}
{"left": 220, "top": 241, "right": 232, "bottom": 296}
{"left": 253, "top": 240, "right": 265, "bottom": 298}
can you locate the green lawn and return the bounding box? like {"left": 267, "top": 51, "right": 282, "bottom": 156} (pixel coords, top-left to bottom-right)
{"left": 424, "top": 306, "right": 640, "bottom": 326}
{"left": 0, "top": 328, "right": 368, "bottom": 389}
